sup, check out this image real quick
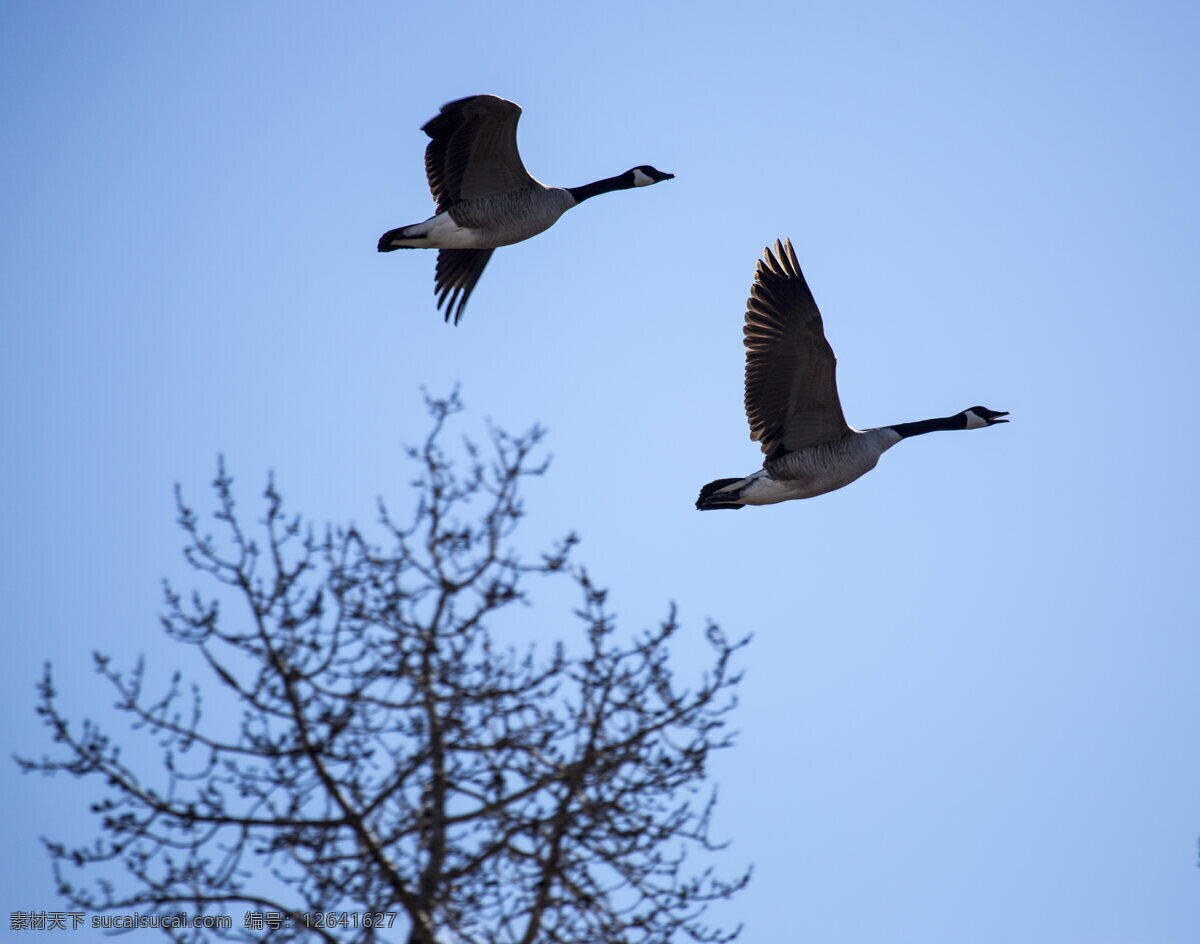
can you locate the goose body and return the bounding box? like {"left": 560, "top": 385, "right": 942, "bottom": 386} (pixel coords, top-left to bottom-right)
{"left": 378, "top": 94, "right": 673, "bottom": 323}
{"left": 696, "top": 240, "right": 1007, "bottom": 510}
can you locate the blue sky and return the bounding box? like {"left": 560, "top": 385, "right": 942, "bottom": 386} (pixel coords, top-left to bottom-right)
{"left": 2, "top": 1, "right": 1198, "bottom": 941}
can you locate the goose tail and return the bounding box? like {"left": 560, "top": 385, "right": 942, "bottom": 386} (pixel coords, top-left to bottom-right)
{"left": 696, "top": 478, "right": 747, "bottom": 511}
{"left": 377, "top": 225, "right": 422, "bottom": 252}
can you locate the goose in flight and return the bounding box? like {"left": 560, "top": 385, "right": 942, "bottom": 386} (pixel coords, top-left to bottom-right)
{"left": 378, "top": 94, "right": 674, "bottom": 324}
{"left": 696, "top": 239, "right": 1008, "bottom": 510}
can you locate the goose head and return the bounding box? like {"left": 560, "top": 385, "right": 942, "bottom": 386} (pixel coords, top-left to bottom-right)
{"left": 629, "top": 165, "right": 675, "bottom": 187}
{"left": 961, "top": 406, "right": 1010, "bottom": 429}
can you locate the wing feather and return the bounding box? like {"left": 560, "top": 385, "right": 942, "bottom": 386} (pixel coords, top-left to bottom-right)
{"left": 743, "top": 239, "right": 849, "bottom": 457}
{"left": 434, "top": 248, "right": 495, "bottom": 325}
{"left": 421, "top": 95, "right": 535, "bottom": 212}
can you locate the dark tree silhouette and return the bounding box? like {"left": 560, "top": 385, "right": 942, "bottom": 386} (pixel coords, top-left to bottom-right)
{"left": 19, "top": 394, "right": 748, "bottom": 943}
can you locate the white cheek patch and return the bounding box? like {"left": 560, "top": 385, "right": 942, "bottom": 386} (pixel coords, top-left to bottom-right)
{"left": 631, "top": 168, "right": 655, "bottom": 187}
{"left": 963, "top": 410, "right": 988, "bottom": 429}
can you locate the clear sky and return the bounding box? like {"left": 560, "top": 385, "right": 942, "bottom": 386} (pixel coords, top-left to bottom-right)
{"left": 3, "top": 1, "right": 1198, "bottom": 941}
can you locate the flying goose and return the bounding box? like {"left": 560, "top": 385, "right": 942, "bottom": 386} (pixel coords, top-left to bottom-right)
{"left": 696, "top": 239, "right": 1008, "bottom": 510}
{"left": 378, "top": 94, "right": 674, "bottom": 324}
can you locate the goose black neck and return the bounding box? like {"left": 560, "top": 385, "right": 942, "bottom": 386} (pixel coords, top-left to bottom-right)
{"left": 567, "top": 172, "right": 633, "bottom": 204}
{"left": 890, "top": 415, "right": 964, "bottom": 439}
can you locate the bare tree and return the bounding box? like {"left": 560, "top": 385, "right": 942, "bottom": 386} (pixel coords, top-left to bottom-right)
{"left": 19, "top": 394, "right": 748, "bottom": 944}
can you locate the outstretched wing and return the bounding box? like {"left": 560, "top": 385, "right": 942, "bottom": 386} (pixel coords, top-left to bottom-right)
{"left": 743, "top": 239, "right": 849, "bottom": 457}
{"left": 434, "top": 248, "right": 495, "bottom": 325}
{"left": 421, "top": 95, "right": 535, "bottom": 212}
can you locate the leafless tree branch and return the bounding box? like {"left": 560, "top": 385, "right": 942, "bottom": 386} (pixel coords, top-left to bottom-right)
{"left": 19, "top": 392, "right": 749, "bottom": 943}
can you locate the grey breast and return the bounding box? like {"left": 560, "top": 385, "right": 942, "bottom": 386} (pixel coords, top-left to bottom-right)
{"left": 449, "top": 187, "right": 577, "bottom": 245}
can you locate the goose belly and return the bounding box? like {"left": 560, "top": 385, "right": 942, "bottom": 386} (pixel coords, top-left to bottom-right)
{"left": 738, "top": 465, "right": 873, "bottom": 504}
{"left": 736, "top": 470, "right": 821, "bottom": 505}
{"left": 448, "top": 189, "right": 574, "bottom": 246}
{"left": 751, "top": 435, "right": 896, "bottom": 503}
{"left": 415, "top": 211, "right": 491, "bottom": 248}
